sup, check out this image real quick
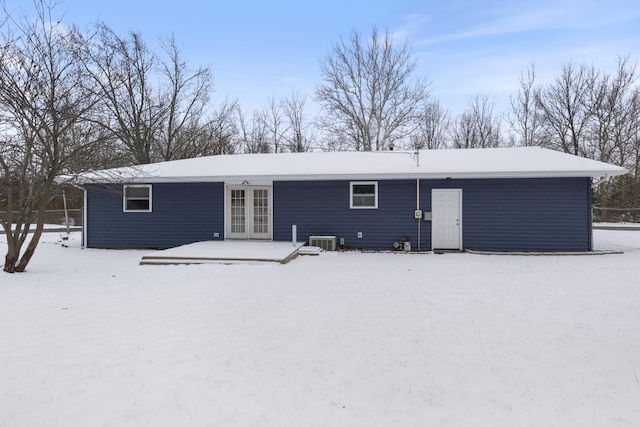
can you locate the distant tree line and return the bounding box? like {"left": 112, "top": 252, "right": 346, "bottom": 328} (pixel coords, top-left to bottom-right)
{"left": 508, "top": 59, "right": 640, "bottom": 207}
{"left": 1, "top": 0, "right": 639, "bottom": 272}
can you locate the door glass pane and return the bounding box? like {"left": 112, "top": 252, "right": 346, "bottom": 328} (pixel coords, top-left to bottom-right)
{"left": 230, "top": 189, "right": 245, "bottom": 233}
{"left": 253, "top": 189, "right": 269, "bottom": 234}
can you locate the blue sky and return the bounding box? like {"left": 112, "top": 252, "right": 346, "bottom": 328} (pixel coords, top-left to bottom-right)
{"left": 13, "top": 0, "right": 640, "bottom": 116}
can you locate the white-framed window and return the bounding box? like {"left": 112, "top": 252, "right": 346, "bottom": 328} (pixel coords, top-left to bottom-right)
{"left": 123, "top": 185, "right": 152, "bottom": 212}
{"left": 350, "top": 181, "right": 378, "bottom": 209}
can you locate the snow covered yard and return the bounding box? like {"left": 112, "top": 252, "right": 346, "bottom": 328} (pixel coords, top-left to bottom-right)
{"left": 1, "top": 232, "right": 639, "bottom": 427}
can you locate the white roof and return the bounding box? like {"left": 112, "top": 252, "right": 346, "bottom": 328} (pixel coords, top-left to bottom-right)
{"left": 72, "top": 146, "right": 627, "bottom": 183}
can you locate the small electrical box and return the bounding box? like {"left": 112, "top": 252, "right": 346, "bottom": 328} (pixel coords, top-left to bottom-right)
{"left": 414, "top": 209, "right": 422, "bottom": 219}
{"left": 423, "top": 212, "right": 432, "bottom": 221}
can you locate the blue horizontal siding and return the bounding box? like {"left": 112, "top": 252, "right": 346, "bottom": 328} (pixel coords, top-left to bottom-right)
{"left": 418, "top": 178, "right": 592, "bottom": 251}
{"left": 86, "top": 183, "right": 224, "bottom": 248}
{"left": 273, "top": 180, "right": 427, "bottom": 251}
{"left": 85, "top": 177, "right": 592, "bottom": 251}
{"left": 274, "top": 177, "right": 592, "bottom": 252}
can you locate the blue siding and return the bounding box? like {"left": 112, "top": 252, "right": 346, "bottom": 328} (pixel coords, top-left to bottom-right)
{"left": 273, "top": 180, "right": 428, "bottom": 251}
{"left": 85, "top": 177, "right": 592, "bottom": 251}
{"left": 274, "top": 177, "right": 592, "bottom": 252}
{"left": 418, "top": 178, "right": 592, "bottom": 252}
{"left": 86, "top": 183, "right": 224, "bottom": 248}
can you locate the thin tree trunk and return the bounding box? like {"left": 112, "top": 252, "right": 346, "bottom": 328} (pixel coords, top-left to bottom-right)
{"left": 4, "top": 251, "right": 18, "bottom": 273}
{"left": 15, "top": 182, "right": 52, "bottom": 273}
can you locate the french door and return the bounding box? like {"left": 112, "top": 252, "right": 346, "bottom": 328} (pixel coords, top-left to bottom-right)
{"left": 227, "top": 186, "right": 272, "bottom": 240}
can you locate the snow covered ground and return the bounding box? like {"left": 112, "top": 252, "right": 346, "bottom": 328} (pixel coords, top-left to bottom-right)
{"left": 1, "top": 231, "right": 639, "bottom": 427}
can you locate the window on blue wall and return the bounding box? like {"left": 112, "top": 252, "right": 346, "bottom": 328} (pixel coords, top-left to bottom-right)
{"left": 350, "top": 181, "right": 378, "bottom": 209}
{"left": 123, "top": 185, "right": 152, "bottom": 212}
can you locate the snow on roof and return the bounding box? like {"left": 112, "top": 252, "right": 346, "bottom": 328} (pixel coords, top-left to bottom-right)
{"left": 72, "top": 146, "right": 628, "bottom": 184}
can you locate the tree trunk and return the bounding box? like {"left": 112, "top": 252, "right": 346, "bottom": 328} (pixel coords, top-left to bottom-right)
{"left": 15, "top": 231, "right": 42, "bottom": 273}
{"left": 14, "top": 181, "right": 52, "bottom": 273}
{"left": 2, "top": 222, "right": 19, "bottom": 273}
{"left": 4, "top": 252, "right": 18, "bottom": 273}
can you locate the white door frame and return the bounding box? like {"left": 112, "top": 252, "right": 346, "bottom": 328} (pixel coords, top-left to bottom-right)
{"left": 432, "top": 189, "right": 462, "bottom": 250}
{"left": 225, "top": 184, "right": 273, "bottom": 240}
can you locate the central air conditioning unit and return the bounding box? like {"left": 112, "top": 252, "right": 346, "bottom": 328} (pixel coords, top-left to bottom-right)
{"left": 309, "top": 235, "right": 337, "bottom": 251}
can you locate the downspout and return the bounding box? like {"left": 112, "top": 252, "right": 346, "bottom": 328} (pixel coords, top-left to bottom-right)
{"left": 416, "top": 178, "right": 420, "bottom": 252}
{"left": 82, "top": 186, "right": 87, "bottom": 249}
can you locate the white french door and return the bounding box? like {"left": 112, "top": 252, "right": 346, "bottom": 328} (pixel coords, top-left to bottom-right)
{"left": 226, "top": 186, "right": 272, "bottom": 240}
{"left": 432, "top": 189, "right": 462, "bottom": 250}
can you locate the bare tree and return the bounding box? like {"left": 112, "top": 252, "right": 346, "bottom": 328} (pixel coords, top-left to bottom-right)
{"left": 410, "top": 100, "right": 450, "bottom": 149}
{"left": 509, "top": 63, "right": 544, "bottom": 146}
{"left": 315, "top": 27, "right": 430, "bottom": 151}
{"left": 154, "top": 34, "right": 214, "bottom": 160}
{"left": 535, "top": 62, "right": 597, "bottom": 156}
{"left": 235, "top": 106, "right": 269, "bottom": 153}
{"left": 79, "top": 23, "right": 162, "bottom": 165}
{"left": 168, "top": 98, "right": 239, "bottom": 158}
{"left": 450, "top": 112, "right": 475, "bottom": 149}
{"left": 255, "top": 96, "right": 287, "bottom": 153}
{"left": 0, "top": 0, "right": 100, "bottom": 272}
{"left": 586, "top": 57, "right": 640, "bottom": 206}
{"left": 282, "top": 89, "right": 313, "bottom": 152}
{"left": 526, "top": 57, "right": 640, "bottom": 207}
{"left": 315, "top": 131, "right": 352, "bottom": 152}
{"left": 203, "top": 97, "right": 239, "bottom": 155}
{"left": 80, "top": 26, "right": 216, "bottom": 163}
{"left": 586, "top": 56, "right": 638, "bottom": 163}
{"left": 451, "top": 94, "right": 503, "bottom": 148}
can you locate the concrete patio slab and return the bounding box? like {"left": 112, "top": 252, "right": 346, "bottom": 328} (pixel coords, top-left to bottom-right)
{"left": 140, "top": 240, "right": 307, "bottom": 265}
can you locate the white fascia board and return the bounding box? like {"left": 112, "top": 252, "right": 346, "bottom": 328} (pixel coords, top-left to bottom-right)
{"left": 119, "top": 169, "right": 627, "bottom": 184}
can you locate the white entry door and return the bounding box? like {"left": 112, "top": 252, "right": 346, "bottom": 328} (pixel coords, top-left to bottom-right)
{"left": 227, "top": 186, "right": 272, "bottom": 240}
{"left": 432, "top": 189, "right": 462, "bottom": 250}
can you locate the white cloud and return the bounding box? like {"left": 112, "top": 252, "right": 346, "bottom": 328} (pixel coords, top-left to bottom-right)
{"left": 415, "top": 1, "right": 640, "bottom": 47}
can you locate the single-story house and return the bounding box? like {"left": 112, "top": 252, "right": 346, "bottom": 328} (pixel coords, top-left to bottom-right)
{"left": 71, "top": 146, "right": 627, "bottom": 252}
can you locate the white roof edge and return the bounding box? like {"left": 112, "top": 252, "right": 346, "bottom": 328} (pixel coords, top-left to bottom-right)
{"left": 64, "top": 146, "right": 629, "bottom": 184}
{"left": 76, "top": 170, "right": 627, "bottom": 184}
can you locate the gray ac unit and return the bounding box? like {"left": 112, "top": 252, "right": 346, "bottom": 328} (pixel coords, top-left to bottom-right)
{"left": 309, "top": 235, "right": 337, "bottom": 251}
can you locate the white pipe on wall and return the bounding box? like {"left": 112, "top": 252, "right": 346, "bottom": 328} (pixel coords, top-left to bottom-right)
{"left": 417, "top": 179, "right": 421, "bottom": 252}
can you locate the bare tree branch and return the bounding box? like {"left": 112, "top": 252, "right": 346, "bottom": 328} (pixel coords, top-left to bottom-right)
{"left": 0, "top": 0, "right": 101, "bottom": 272}
{"left": 315, "top": 27, "right": 430, "bottom": 151}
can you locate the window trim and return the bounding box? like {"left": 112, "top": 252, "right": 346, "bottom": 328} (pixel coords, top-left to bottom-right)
{"left": 350, "top": 181, "right": 378, "bottom": 209}
{"left": 123, "top": 184, "right": 152, "bottom": 212}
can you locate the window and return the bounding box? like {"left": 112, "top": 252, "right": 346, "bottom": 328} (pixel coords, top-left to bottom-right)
{"left": 123, "top": 185, "right": 152, "bottom": 212}
{"left": 350, "top": 181, "right": 378, "bottom": 209}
